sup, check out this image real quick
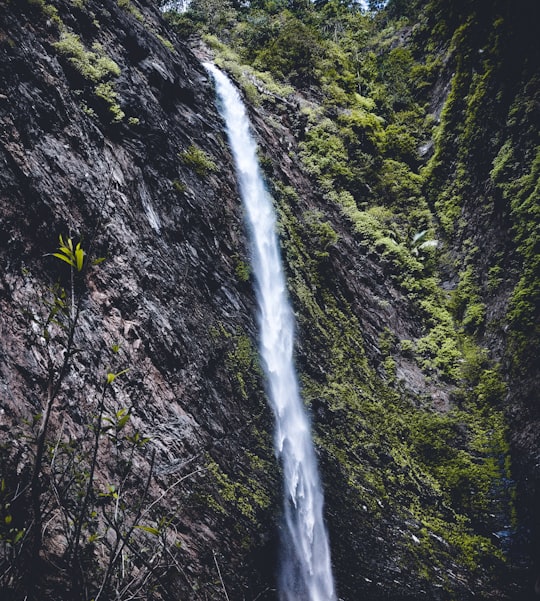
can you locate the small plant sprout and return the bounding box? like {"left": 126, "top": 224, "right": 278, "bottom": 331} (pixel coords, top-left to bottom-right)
{"left": 53, "top": 235, "right": 85, "bottom": 271}
{"left": 103, "top": 408, "right": 131, "bottom": 433}
{"left": 106, "top": 368, "right": 129, "bottom": 385}
{"left": 126, "top": 431, "right": 151, "bottom": 447}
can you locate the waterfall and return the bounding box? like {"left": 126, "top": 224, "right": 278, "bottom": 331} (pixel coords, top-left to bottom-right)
{"left": 160, "top": 0, "right": 191, "bottom": 13}
{"left": 205, "top": 63, "right": 336, "bottom": 601}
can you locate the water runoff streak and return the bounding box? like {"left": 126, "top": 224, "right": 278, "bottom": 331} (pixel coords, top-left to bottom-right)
{"left": 205, "top": 63, "right": 336, "bottom": 601}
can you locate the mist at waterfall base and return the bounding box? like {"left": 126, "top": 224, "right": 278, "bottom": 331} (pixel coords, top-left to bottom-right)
{"left": 204, "top": 63, "right": 337, "bottom": 601}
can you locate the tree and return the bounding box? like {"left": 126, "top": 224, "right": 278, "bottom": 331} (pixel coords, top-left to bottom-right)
{"left": 252, "top": 12, "right": 324, "bottom": 85}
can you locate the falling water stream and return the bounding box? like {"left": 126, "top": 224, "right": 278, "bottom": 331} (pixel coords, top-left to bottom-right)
{"left": 205, "top": 64, "right": 336, "bottom": 601}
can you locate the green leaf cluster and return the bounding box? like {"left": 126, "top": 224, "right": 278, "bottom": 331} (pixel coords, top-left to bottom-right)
{"left": 178, "top": 145, "right": 218, "bottom": 177}
{"left": 52, "top": 234, "right": 85, "bottom": 271}
{"left": 53, "top": 33, "right": 124, "bottom": 122}
{"left": 117, "top": 0, "right": 144, "bottom": 22}
{"left": 53, "top": 34, "right": 121, "bottom": 82}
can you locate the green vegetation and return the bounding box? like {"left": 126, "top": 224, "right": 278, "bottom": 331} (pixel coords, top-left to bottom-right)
{"left": 172, "top": 178, "right": 186, "bottom": 194}
{"left": 117, "top": 0, "right": 144, "bottom": 22}
{"left": 94, "top": 81, "right": 125, "bottom": 122}
{"left": 192, "top": 325, "right": 278, "bottom": 564}
{"left": 156, "top": 33, "right": 175, "bottom": 52}
{"left": 175, "top": 0, "right": 534, "bottom": 594}
{"left": 0, "top": 237, "right": 179, "bottom": 599}
{"left": 203, "top": 34, "right": 295, "bottom": 107}
{"left": 179, "top": 145, "right": 218, "bottom": 177}
{"left": 503, "top": 146, "right": 540, "bottom": 367}
{"left": 53, "top": 33, "right": 124, "bottom": 123}
{"left": 53, "top": 34, "right": 121, "bottom": 81}
{"left": 234, "top": 256, "right": 251, "bottom": 282}
{"left": 27, "top": 0, "right": 63, "bottom": 27}
{"left": 271, "top": 171, "right": 513, "bottom": 592}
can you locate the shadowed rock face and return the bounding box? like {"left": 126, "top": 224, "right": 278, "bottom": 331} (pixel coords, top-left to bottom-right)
{"left": 0, "top": 1, "right": 279, "bottom": 598}
{"left": 0, "top": 1, "right": 536, "bottom": 600}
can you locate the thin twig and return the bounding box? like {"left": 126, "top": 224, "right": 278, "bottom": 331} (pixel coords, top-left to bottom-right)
{"left": 70, "top": 383, "right": 108, "bottom": 577}
{"left": 213, "top": 550, "right": 230, "bottom": 601}
{"left": 161, "top": 531, "right": 203, "bottom": 600}
{"left": 137, "top": 466, "right": 207, "bottom": 524}
{"left": 94, "top": 450, "right": 156, "bottom": 601}
{"left": 252, "top": 587, "right": 273, "bottom": 601}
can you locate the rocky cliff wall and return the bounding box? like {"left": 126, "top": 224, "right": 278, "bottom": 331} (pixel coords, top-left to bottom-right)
{"left": 418, "top": 1, "right": 540, "bottom": 594}
{"left": 0, "top": 0, "right": 534, "bottom": 600}
{"left": 0, "top": 1, "right": 279, "bottom": 598}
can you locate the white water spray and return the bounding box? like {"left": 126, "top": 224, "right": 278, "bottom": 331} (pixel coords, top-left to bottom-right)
{"left": 160, "top": 0, "right": 191, "bottom": 13}
{"left": 205, "top": 64, "right": 336, "bottom": 601}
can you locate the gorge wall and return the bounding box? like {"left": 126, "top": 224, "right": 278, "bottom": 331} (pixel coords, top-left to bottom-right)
{"left": 0, "top": 0, "right": 538, "bottom": 600}
{"left": 0, "top": 1, "right": 276, "bottom": 598}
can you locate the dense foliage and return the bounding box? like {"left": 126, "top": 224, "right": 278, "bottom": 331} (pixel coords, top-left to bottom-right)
{"left": 167, "top": 0, "right": 539, "bottom": 597}
{"left": 1, "top": 0, "right": 536, "bottom": 598}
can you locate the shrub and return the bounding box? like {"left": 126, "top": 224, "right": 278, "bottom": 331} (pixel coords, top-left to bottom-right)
{"left": 94, "top": 82, "right": 125, "bottom": 122}
{"left": 179, "top": 145, "right": 218, "bottom": 177}
{"left": 53, "top": 34, "right": 121, "bottom": 82}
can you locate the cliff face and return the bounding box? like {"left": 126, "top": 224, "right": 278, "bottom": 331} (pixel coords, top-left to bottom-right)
{"left": 0, "top": 0, "right": 537, "bottom": 600}
{"left": 0, "top": 1, "right": 277, "bottom": 598}
{"left": 418, "top": 0, "right": 540, "bottom": 591}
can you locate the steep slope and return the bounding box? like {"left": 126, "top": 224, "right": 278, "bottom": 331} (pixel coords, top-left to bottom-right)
{"left": 418, "top": 0, "right": 540, "bottom": 593}
{"left": 181, "top": 0, "right": 537, "bottom": 598}
{"left": 0, "top": 1, "right": 278, "bottom": 599}
{"left": 242, "top": 77, "right": 519, "bottom": 601}
{"left": 0, "top": 0, "right": 537, "bottom": 600}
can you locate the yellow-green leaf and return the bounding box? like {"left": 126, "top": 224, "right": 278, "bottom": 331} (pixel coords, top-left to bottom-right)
{"left": 52, "top": 252, "right": 75, "bottom": 267}
{"left": 106, "top": 368, "right": 129, "bottom": 385}
{"left": 135, "top": 525, "right": 160, "bottom": 536}
{"left": 117, "top": 414, "right": 130, "bottom": 430}
{"left": 75, "top": 247, "right": 84, "bottom": 271}
{"left": 14, "top": 529, "right": 25, "bottom": 544}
